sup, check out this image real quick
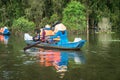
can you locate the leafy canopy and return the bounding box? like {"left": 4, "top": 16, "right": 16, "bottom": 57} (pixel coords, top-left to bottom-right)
{"left": 62, "top": 1, "right": 86, "bottom": 31}
{"left": 12, "top": 17, "right": 35, "bottom": 32}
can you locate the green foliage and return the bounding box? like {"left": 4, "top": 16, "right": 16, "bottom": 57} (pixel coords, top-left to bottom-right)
{"left": 0, "top": 0, "right": 25, "bottom": 27}
{"left": 109, "top": 1, "right": 120, "bottom": 28}
{"left": 86, "top": 0, "right": 120, "bottom": 31}
{"left": 51, "top": 0, "right": 64, "bottom": 16}
{"left": 25, "top": 0, "right": 44, "bottom": 25}
{"left": 39, "top": 17, "right": 50, "bottom": 27}
{"left": 49, "top": 14, "right": 60, "bottom": 24}
{"left": 62, "top": 1, "right": 86, "bottom": 31}
{"left": 12, "top": 17, "right": 35, "bottom": 32}
{"left": 0, "top": 23, "right": 4, "bottom": 28}
{"left": 40, "top": 14, "right": 60, "bottom": 27}
{"left": 0, "top": 0, "right": 119, "bottom": 32}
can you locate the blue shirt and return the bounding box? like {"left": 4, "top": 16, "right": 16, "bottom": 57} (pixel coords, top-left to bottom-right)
{"left": 50, "top": 30, "right": 68, "bottom": 44}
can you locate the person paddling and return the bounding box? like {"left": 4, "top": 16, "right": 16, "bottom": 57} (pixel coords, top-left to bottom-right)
{"left": 33, "top": 27, "right": 40, "bottom": 41}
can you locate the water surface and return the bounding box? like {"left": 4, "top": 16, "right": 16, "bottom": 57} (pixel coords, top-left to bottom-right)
{"left": 0, "top": 33, "right": 120, "bottom": 80}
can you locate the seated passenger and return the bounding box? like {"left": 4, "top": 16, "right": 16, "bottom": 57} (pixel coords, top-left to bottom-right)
{"left": 50, "top": 21, "right": 68, "bottom": 44}
{"left": 52, "top": 21, "right": 67, "bottom": 34}
{"left": 50, "top": 30, "right": 68, "bottom": 44}
{"left": 44, "top": 24, "right": 54, "bottom": 36}
{"left": 3, "top": 27, "right": 10, "bottom": 34}
{"left": 33, "top": 28, "right": 40, "bottom": 41}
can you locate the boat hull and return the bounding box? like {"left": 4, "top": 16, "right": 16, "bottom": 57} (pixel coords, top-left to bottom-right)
{"left": 0, "top": 32, "right": 10, "bottom": 35}
{"left": 25, "top": 40, "right": 86, "bottom": 50}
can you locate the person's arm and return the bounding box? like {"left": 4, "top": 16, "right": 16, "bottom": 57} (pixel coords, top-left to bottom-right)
{"left": 50, "top": 31, "right": 60, "bottom": 39}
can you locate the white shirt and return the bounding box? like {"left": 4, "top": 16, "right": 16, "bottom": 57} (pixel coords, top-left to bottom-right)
{"left": 24, "top": 33, "right": 33, "bottom": 40}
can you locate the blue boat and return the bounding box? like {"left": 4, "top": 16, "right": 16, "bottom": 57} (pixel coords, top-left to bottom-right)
{"left": 0, "top": 27, "right": 10, "bottom": 35}
{"left": 0, "top": 32, "right": 10, "bottom": 35}
{"left": 25, "top": 39, "right": 86, "bottom": 50}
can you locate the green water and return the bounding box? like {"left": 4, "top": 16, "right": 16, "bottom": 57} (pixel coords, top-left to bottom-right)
{"left": 0, "top": 33, "right": 120, "bottom": 80}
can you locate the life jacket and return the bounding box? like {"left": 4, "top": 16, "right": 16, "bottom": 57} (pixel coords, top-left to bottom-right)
{"left": 0, "top": 35, "right": 4, "bottom": 41}
{"left": 40, "top": 30, "right": 54, "bottom": 36}
{"left": 40, "top": 29, "right": 60, "bottom": 42}
{"left": 53, "top": 37, "right": 60, "bottom": 41}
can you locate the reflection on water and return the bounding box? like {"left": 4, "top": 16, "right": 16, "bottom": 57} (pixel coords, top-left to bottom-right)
{"left": 25, "top": 48, "right": 85, "bottom": 78}
{"left": 1, "top": 33, "right": 120, "bottom": 80}
{"left": 0, "top": 35, "right": 10, "bottom": 45}
{"left": 98, "top": 33, "right": 112, "bottom": 48}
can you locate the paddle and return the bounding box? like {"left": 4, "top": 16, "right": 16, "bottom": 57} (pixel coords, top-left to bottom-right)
{"left": 23, "top": 41, "right": 41, "bottom": 51}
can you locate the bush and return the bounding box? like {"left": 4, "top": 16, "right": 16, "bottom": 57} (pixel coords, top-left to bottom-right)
{"left": 49, "top": 14, "right": 60, "bottom": 24}
{"left": 12, "top": 17, "right": 35, "bottom": 32}
{"left": 39, "top": 17, "right": 50, "bottom": 27}
{"left": 40, "top": 14, "right": 60, "bottom": 27}
{"left": 0, "top": 23, "right": 4, "bottom": 28}
{"left": 62, "top": 1, "right": 86, "bottom": 31}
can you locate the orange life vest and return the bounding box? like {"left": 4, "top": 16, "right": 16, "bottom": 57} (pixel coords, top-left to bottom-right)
{"left": 0, "top": 35, "right": 4, "bottom": 41}
{"left": 40, "top": 30, "right": 54, "bottom": 36}
{"left": 0, "top": 28, "right": 4, "bottom": 33}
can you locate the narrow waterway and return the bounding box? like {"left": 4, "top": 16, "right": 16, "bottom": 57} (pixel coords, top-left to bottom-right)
{"left": 0, "top": 32, "right": 120, "bottom": 80}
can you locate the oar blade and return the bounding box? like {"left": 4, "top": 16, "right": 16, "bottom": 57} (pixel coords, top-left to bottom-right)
{"left": 23, "top": 41, "right": 41, "bottom": 51}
